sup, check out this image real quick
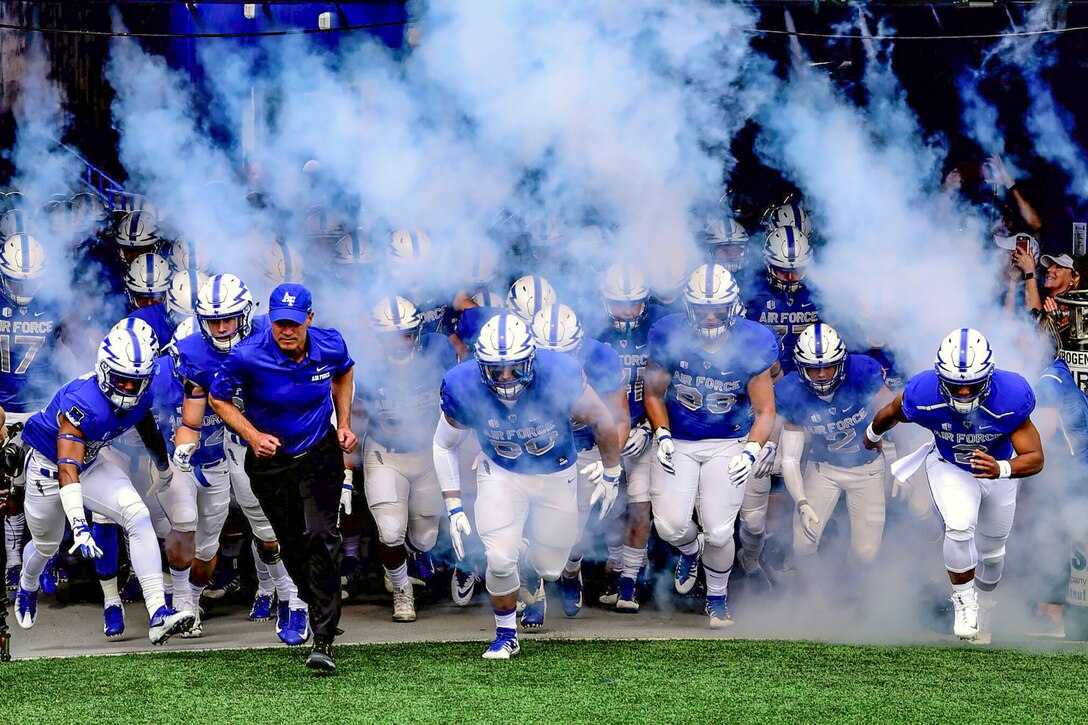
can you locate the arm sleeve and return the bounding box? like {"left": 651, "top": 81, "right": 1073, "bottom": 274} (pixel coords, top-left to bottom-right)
{"left": 135, "top": 410, "right": 169, "bottom": 469}
{"left": 432, "top": 412, "right": 468, "bottom": 495}
{"left": 779, "top": 427, "right": 807, "bottom": 505}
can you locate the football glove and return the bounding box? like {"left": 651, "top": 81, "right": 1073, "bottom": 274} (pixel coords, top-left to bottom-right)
{"left": 445, "top": 497, "right": 472, "bottom": 560}
{"left": 797, "top": 501, "right": 820, "bottom": 543}
{"left": 655, "top": 427, "right": 676, "bottom": 475}
{"left": 753, "top": 440, "right": 777, "bottom": 478}
{"left": 728, "top": 443, "right": 760, "bottom": 487}
{"left": 69, "top": 518, "right": 103, "bottom": 559}
{"left": 341, "top": 469, "right": 354, "bottom": 516}
{"left": 149, "top": 459, "right": 173, "bottom": 495}
{"left": 580, "top": 461, "right": 622, "bottom": 520}
{"left": 621, "top": 421, "right": 652, "bottom": 458}
{"left": 172, "top": 442, "right": 196, "bottom": 473}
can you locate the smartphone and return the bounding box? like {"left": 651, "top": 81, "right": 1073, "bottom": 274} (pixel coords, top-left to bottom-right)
{"left": 1015, "top": 235, "right": 1031, "bottom": 255}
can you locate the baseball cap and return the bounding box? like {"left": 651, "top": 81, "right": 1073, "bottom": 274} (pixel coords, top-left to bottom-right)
{"left": 993, "top": 232, "right": 1039, "bottom": 255}
{"left": 268, "top": 283, "right": 312, "bottom": 324}
{"left": 1041, "top": 253, "right": 1075, "bottom": 270}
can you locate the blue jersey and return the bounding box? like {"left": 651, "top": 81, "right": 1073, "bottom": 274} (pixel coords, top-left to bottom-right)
{"left": 865, "top": 347, "right": 906, "bottom": 394}
{"left": 0, "top": 293, "right": 66, "bottom": 413}
{"left": 456, "top": 306, "right": 502, "bottom": 351}
{"left": 775, "top": 354, "right": 886, "bottom": 467}
{"left": 210, "top": 325, "right": 354, "bottom": 456}
{"left": 902, "top": 369, "right": 1035, "bottom": 472}
{"left": 416, "top": 297, "right": 456, "bottom": 337}
{"left": 356, "top": 333, "right": 457, "bottom": 453}
{"left": 1035, "top": 359, "right": 1088, "bottom": 469}
{"left": 596, "top": 304, "right": 670, "bottom": 425}
{"left": 571, "top": 339, "right": 624, "bottom": 451}
{"left": 648, "top": 314, "right": 778, "bottom": 441}
{"left": 23, "top": 374, "right": 156, "bottom": 465}
{"left": 741, "top": 273, "right": 820, "bottom": 374}
{"left": 128, "top": 303, "right": 176, "bottom": 352}
{"left": 440, "top": 350, "right": 585, "bottom": 474}
{"left": 174, "top": 315, "right": 270, "bottom": 394}
{"left": 149, "top": 354, "right": 226, "bottom": 467}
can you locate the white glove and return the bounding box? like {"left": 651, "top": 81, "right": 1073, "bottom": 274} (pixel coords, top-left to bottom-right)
{"left": 340, "top": 469, "right": 354, "bottom": 516}
{"left": 172, "top": 442, "right": 197, "bottom": 473}
{"left": 753, "top": 440, "right": 777, "bottom": 478}
{"left": 797, "top": 501, "right": 820, "bottom": 543}
{"left": 445, "top": 497, "right": 472, "bottom": 560}
{"left": 69, "top": 517, "right": 103, "bottom": 559}
{"left": 655, "top": 428, "right": 676, "bottom": 475}
{"left": 891, "top": 477, "right": 912, "bottom": 501}
{"left": 581, "top": 462, "right": 622, "bottom": 520}
{"left": 149, "top": 460, "right": 173, "bottom": 495}
{"left": 621, "top": 421, "right": 652, "bottom": 458}
{"left": 728, "top": 443, "right": 759, "bottom": 487}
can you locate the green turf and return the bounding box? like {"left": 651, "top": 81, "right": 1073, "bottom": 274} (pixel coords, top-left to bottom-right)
{"left": 2, "top": 639, "right": 1085, "bottom": 724}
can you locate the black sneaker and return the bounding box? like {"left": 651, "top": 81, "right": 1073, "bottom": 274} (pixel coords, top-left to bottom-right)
{"left": 306, "top": 637, "right": 336, "bottom": 673}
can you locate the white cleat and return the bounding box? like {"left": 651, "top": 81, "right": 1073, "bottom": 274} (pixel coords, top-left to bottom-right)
{"left": 951, "top": 590, "right": 979, "bottom": 640}
{"left": 392, "top": 584, "right": 417, "bottom": 623}
{"left": 970, "top": 593, "right": 995, "bottom": 645}
{"left": 180, "top": 607, "right": 204, "bottom": 639}
{"left": 148, "top": 606, "right": 196, "bottom": 645}
{"left": 481, "top": 630, "right": 521, "bottom": 660}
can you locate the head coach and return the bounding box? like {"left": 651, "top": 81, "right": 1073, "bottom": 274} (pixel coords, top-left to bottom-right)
{"left": 209, "top": 283, "right": 357, "bottom": 673}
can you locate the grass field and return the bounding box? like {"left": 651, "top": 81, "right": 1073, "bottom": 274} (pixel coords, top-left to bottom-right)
{"left": 2, "top": 639, "right": 1086, "bottom": 724}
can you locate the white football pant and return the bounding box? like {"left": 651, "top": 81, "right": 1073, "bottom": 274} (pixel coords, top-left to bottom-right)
{"left": 793, "top": 457, "right": 886, "bottom": 564}
{"left": 155, "top": 458, "right": 231, "bottom": 561}
{"left": 362, "top": 439, "right": 442, "bottom": 552}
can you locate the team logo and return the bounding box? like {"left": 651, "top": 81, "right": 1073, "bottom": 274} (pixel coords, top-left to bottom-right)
{"left": 487, "top": 419, "right": 500, "bottom": 428}
{"left": 66, "top": 406, "right": 86, "bottom": 426}
{"left": 508, "top": 414, "right": 517, "bottom": 423}
{"left": 619, "top": 339, "right": 628, "bottom": 348}
{"left": 281, "top": 291, "right": 296, "bottom": 305}
{"left": 810, "top": 413, "right": 821, "bottom": 423}
{"left": 1, "top": 307, "right": 10, "bottom": 318}
{"left": 768, "top": 300, "right": 776, "bottom": 311}
{"left": 704, "top": 361, "right": 712, "bottom": 370}
{"left": 942, "top": 422, "right": 951, "bottom": 431}
{"left": 680, "top": 360, "right": 688, "bottom": 369}
{"left": 829, "top": 407, "right": 836, "bottom": 415}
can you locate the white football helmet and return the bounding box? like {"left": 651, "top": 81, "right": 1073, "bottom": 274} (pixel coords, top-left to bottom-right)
{"left": 162, "top": 316, "right": 197, "bottom": 363}
{"left": 765, "top": 200, "right": 812, "bottom": 237}
{"left": 530, "top": 304, "right": 584, "bottom": 355}
{"left": 113, "top": 210, "right": 160, "bottom": 259}
{"left": 506, "top": 275, "right": 557, "bottom": 323}
{"left": 794, "top": 323, "right": 848, "bottom": 396}
{"left": 934, "top": 327, "right": 995, "bottom": 415}
{"left": 0, "top": 233, "right": 46, "bottom": 308}
{"left": 0, "top": 208, "right": 33, "bottom": 239}
{"left": 471, "top": 290, "right": 504, "bottom": 308}
{"left": 332, "top": 228, "right": 378, "bottom": 266}
{"left": 196, "top": 274, "right": 255, "bottom": 352}
{"left": 170, "top": 239, "right": 210, "bottom": 274}
{"left": 370, "top": 296, "right": 422, "bottom": 365}
{"left": 263, "top": 239, "right": 305, "bottom": 285}
{"left": 467, "top": 243, "right": 501, "bottom": 287}
{"left": 684, "top": 263, "right": 742, "bottom": 339}
{"left": 599, "top": 263, "right": 649, "bottom": 333}
{"left": 475, "top": 313, "right": 537, "bottom": 401}
{"left": 125, "top": 253, "right": 172, "bottom": 307}
{"left": 387, "top": 229, "right": 432, "bottom": 267}
{"left": 167, "top": 269, "right": 210, "bottom": 324}
{"left": 96, "top": 322, "right": 158, "bottom": 409}
{"left": 763, "top": 225, "right": 813, "bottom": 294}
{"left": 526, "top": 216, "right": 567, "bottom": 259}
{"left": 702, "top": 217, "right": 750, "bottom": 273}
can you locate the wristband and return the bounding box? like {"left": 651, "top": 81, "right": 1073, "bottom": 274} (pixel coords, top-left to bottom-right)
{"left": 865, "top": 423, "right": 883, "bottom": 443}
{"left": 179, "top": 422, "right": 203, "bottom": 433}
{"left": 57, "top": 458, "right": 84, "bottom": 472}
{"left": 445, "top": 496, "right": 464, "bottom": 516}
{"left": 58, "top": 482, "right": 86, "bottom": 527}
{"left": 742, "top": 441, "right": 762, "bottom": 460}
{"left": 343, "top": 468, "right": 354, "bottom": 487}
{"left": 654, "top": 427, "right": 672, "bottom": 442}
{"left": 797, "top": 499, "right": 809, "bottom": 510}
{"left": 603, "top": 464, "right": 622, "bottom": 481}
{"left": 997, "top": 460, "right": 1012, "bottom": 479}
{"left": 57, "top": 433, "right": 85, "bottom": 444}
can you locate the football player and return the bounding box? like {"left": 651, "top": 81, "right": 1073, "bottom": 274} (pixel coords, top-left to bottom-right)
{"left": 125, "top": 252, "right": 176, "bottom": 349}
{"left": 355, "top": 296, "right": 457, "bottom": 622}
{"left": 433, "top": 314, "right": 622, "bottom": 658}
{"left": 14, "top": 322, "right": 194, "bottom": 644}
{"left": 594, "top": 264, "right": 671, "bottom": 611}
{"left": 172, "top": 274, "right": 308, "bottom": 644}
{"left": 644, "top": 264, "right": 778, "bottom": 627}
{"left": 866, "top": 328, "right": 1044, "bottom": 642}
{"left": 775, "top": 324, "right": 895, "bottom": 587}
{"left": 530, "top": 304, "right": 629, "bottom": 619}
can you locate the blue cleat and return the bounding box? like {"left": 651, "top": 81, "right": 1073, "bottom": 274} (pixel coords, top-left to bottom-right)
{"left": 598, "top": 568, "right": 620, "bottom": 606}
{"left": 409, "top": 550, "right": 435, "bottom": 587}
{"left": 558, "top": 570, "right": 583, "bottom": 618}
{"left": 705, "top": 595, "right": 734, "bottom": 629}
{"left": 616, "top": 576, "right": 640, "bottom": 613}
{"left": 280, "top": 608, "right": 311, "bottom": 646}
{"left": 249, "top": 592, "right": 276, "bottom": 621}
{"left": 104, "top": 604, "right": 125, "bottom": 638}
{"left": 5, "top": 564, "right": 21, "bottom": 592}
{"left": 39, "top": 556, "right": 59, "bottom": 596}
{"left": 120, "top": 573, "right": 143, "bottom": 603}
{"left": 674, "top": 534, "right": 704, "bottom": 595}
{"left": 520, "top": 592, "right": 547, "bottom": 630}
{"left": 148, "top": 605, "right": 195, "bottom": 645}
{"left": 481, "top": 627, "right": 521, "bottom": 660}
{"left": 276, "top": 600, "right": 291, "bottom": 641}
{"left": 15, "top": 586, "right": 38, "bottom": 629}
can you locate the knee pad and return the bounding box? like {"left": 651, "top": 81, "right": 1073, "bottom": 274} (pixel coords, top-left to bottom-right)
{"left": 407, "top": 514, "right": 439, "bottom": 553}
{"left": 976, "top": 533, "right": 1008, "bottom": 564}
{"left": 485, "top": 568, "right": 519, "bottom": 597}
{"left": 738, "top": 509, "right": 766, "bottom": 538}
{"left": 853, "top": 543, "right": 880, "bottom": 566}
{"left": 195, "top": 536, "right": 220, "bottom": 563}
{"left": 652, "top": 516, "right": 694, "bottom": 545}
{"left": 256, "top": 541, "right": 282, "bottom": 565}
{"left": 370, "top": 502, "right": 408, "bottom": 548}
{"left": 704, "top": 522, "right": 737, "bottom": 550}
{"left": 943, "top": 534, "right": 976, "bottom": 574}
{"left": 944, "top": 526, "right": 975, "bottom": 542}
{"left": 484, "top": 549, "right": 518, "bottom": 584}
{"left": 116, "top": 487, "right": 151, "bottom": 532}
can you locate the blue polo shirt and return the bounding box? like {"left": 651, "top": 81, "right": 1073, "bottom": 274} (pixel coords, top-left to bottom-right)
{"left": 209, "top": 325, "right": 354, "bottom": 456}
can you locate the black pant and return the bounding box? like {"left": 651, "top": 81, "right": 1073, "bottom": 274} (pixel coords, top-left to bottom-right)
{"left": 246, "top": 428, "right": 343, "bottom": 641}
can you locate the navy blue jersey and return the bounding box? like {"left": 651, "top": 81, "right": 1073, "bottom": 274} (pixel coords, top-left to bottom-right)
{"left": 416, "top": 297, "right": 456, "bottom": 337}
{"left": 741, "top": 273, "right": 820, "bottom": 374}
{"left": 648, "top": 314, "right": 778, "bottom": 441}
{"left": 456, "top": 306, "right": 502, "bottom": 352}
{"left": 356, "top": 333, "right": 457, "bottom": 453}
{"left": 23, "top": 374, "right": 156, "bottom": 465}
{"left": 1035, "top": 359, "right": 1088, "bottom": 469}
{"left": 596, "top": 304, "right": 670, "bottom": 425}
{"left": 775, "top": 354, "right": 886, "bottom": 467}
{"left": 440, "top": 350, "right": 585, "bottom": 474}
{"left": 128, "top": 303, "right": 176, "bottom": 352}
{"left": 571, "top": 338, "right": 624, "bottom": 451}
{"left": 0, "top": 293, "right": 66, "bottom": 413}
{"left": 210, "top": 325, "right": 354, "bottom": 456}
{"left": 150, "top": 354, "right": 226, "bottom": 466}
{"left": 902, "top": 369, "right": 1035, "bottom": 472}
{"left": 865, "top": 347, "right": 906, "bottom": 394}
